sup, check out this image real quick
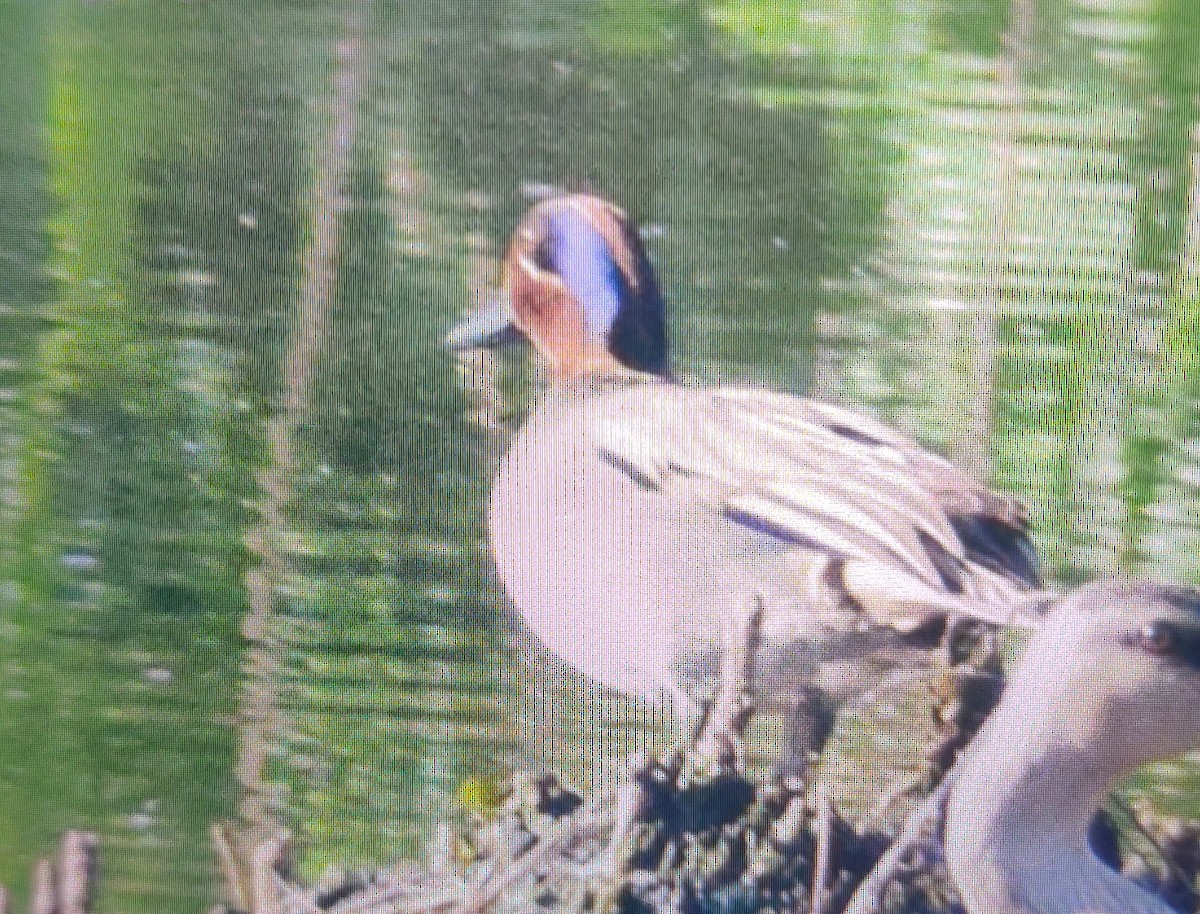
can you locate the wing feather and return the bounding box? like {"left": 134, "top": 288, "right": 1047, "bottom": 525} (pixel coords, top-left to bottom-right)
{"left": 588, "top": 382, "right": 1038, "bottom": 620}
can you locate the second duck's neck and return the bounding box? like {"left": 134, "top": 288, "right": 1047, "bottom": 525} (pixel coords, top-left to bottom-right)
{"left": 945, "top": 688, "right": 1174, "bottom": 914}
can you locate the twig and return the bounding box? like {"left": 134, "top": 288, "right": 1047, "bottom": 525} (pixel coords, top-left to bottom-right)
{"left": 810, "top": 790, "right": 835, "bottom": 914}
{"left": 29, "top": 859, "right": 53, "bottom": 914}
{"left": 770, "top": 789, "right": 808, "bottom": 850}
{"left": 443, "top": 795, "right": 613, "bottom": 914}
{"left": 330, "top": 882, "right": 458, "bottom": 914}
{"left": 695, "top": 595, "right": 764, "bottom": 766}
{"left": 842, "top": 774, "right": 957, "bottom": 914}
{"left": 56, "top": 831, "right": 98, "bottom": 914}
{"left": 211, "top": 822, "right": 250, "bottom": 912}
{"left": 250, "top": 830, "right": 290, "bottom": 914}
{"left": 855, "top": 774, "right": 927, "bottom": 835}
{"left": 599, "top": 757, "right": 654, "bottom": 872}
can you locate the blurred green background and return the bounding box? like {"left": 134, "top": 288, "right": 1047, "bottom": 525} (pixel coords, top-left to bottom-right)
{"left": 1, "top": 0, "right": 1198, "bottom": 909}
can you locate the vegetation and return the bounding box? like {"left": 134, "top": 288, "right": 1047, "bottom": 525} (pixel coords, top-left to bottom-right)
{"left": 0, "top": 0, "right": 1198, "bottom": 909}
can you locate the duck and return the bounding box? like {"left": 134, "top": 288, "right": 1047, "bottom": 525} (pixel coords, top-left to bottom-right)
{"left": 944, "top": 581, "right": 1200, "bottom": 914}
{"left": 447, "top": 193, "right": 1042, "bottom": 758}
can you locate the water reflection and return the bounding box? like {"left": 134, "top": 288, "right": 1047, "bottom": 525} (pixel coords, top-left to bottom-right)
{"left": 0, "top": 0, "right": 1197, "bottom": 909}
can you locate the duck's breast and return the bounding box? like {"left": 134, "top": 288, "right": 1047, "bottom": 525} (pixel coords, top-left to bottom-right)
{"left": 487, "top": 380, "right": 1029, "bottom": 704}
{"left": 489, "top": 389, "right": 766, "bottom": 701}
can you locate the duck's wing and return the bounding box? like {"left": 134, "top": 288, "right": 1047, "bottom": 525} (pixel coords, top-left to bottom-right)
{"left": 589, "top": 383, "right": 1041, "bottom": 631}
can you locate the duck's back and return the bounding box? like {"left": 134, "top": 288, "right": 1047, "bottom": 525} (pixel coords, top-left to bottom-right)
{"left": 490, "top": 378, "right": 1039, "bottom": 703}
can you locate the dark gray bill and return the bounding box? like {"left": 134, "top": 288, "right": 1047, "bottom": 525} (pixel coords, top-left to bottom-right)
{"left": 444, "top": 295, "right": 526, "bottom": 351}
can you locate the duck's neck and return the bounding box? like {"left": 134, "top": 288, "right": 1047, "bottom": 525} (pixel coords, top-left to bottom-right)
{"left": 547, "top": 363, "right": 666, "bottom": 397}
{"left": 547, "top": 344, "right": 662, "bottom": 381}
{"left": 945, "top": 699, "right": 1174, "bottom": 914}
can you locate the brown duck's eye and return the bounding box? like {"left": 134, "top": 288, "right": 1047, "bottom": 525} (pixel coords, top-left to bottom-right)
{"left": 1138, "top": 620, "right": 1178, "bottom": 657}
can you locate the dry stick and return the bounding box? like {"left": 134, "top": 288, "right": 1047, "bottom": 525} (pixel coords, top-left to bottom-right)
{"left": 327, "top": 882, "right": 462, "bottom": 914}
{"left": 598, "top": 759, "right": 653, "bottom": 873}
{"left": 279, "top": 884, "right": 324, "bottom": 914}
{"left": 695, "top": 595, "right": 765, "bottom": 765}
{"left": 234, "top": 0, "right": 372, "bottom": 833}
{"left": 29, "top": 859, "right": 53, "bottom": 914}
{"left": 445, "top": 799, "right": 614, "bottom": 914}
{"left": 250, "top": 831, "right": 291, "bottom": 914}
{"left": 336, "top": 797, "right": 614, "bottom": 914}
{"left": 842, "top": 774, "right": 957, "bottom": 914}
{"left": 810, "top": 790, "right": 835, "bottom": 914}
{"left": 855, "top": 773, "right": 928, "bottom": 835}
{"left": 56, "top": 831, "right": 98, "bottom": 914}
{"left": 324, "top": 866, "right": 485, "bottom": 914}
{"left": 0, "top": 885, "right": 7, "bottom": 914}
{"left": 210, "top": 823, "right": 250, "bottom": 913}
{"left": 16, "top": 833, "right": 101, "bottom": 914}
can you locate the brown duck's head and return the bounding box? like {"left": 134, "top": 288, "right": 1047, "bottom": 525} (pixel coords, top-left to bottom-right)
{"left": 447, "top": 194, "right": 670, "bottom": 378}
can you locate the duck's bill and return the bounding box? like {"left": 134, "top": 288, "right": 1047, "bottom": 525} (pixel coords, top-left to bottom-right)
{"left": 445, "top": 296, "right": 526, "bottom": 351}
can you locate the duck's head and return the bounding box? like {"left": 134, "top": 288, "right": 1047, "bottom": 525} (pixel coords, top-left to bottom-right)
{"left": 1014, "top": 581, "right": 1200, "bottom": 771}
{"left": 446, "top": 194, "right": 670, "bottom": 378}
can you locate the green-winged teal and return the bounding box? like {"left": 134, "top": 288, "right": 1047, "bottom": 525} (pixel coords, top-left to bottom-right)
{"left": 449, "top": 194, "right": 1042, "bottom": 756}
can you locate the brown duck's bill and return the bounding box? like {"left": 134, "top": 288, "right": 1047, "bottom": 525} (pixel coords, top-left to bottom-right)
{"left": 445, "top": 295, "right": 527, "bottom": 351}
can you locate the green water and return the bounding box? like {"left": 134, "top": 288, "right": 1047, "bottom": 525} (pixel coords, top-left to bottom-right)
{"left": 0, "top": 0, "right": 1198, "bottom": 909}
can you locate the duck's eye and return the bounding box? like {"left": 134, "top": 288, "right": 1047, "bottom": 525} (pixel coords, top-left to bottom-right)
{"left": 532, "top": 236, "right": 557, "bottom": 273}
{"left": 1137, "top": 620, "right": 1178, "bottom": 657}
